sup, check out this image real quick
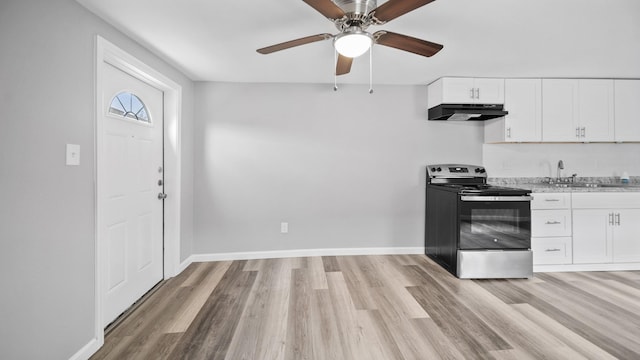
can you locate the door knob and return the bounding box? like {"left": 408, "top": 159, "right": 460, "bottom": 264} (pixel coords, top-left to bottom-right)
{"left": 158, "top": 192, "right": 167, "bottom": 200}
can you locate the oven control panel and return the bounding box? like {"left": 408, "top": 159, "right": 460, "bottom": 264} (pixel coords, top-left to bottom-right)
{"left": 427, "top": 164, "right": 487, "bottom": 179}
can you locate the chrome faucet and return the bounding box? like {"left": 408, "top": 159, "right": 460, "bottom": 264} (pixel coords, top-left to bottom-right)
{"left": 557, "top": 160, "right": 564, "bottom": 181}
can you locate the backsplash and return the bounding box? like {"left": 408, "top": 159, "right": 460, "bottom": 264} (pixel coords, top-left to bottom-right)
{"left": 489, "top": 176, "right": 640, "bottom": 186}
{"left": 483, "top": 143, "right": 640, "bottom": 178}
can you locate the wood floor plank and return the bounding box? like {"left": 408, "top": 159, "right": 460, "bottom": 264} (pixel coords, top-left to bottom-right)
{"left": 511, "top": 303, "right": 616, "bottom": 360}
{"left": 504, "top": 274, "right": 640, "bottom": 359}
{"left": 405, "top": 265, "right": 513, "bottom": 358}
{"left": 536, "top": 273, "right": 640, "bottom": 346}
{"left": 285, "top": 268, "right": 314, "bottom": 360}
{"left": 165, "top": 260, "right": 232, "bottom": 333}
{"left": 357, "top": 309, "right": 405, "bottom": 360}
{"left": 326, "top": 271, "right": 372, "bottom": 359}
{"left": 310, "top": 289, "right": 345, "bottom": 360}
{"left": 321, "top": 256, "right": 340, "bottom": 272}
{"left": 167, "top": 260, "right": 256, "bottom": 360}
{"left": 337, "top": 256, "right": 380, "bottom": 310}
{"left": 223, "top": 259, "right": 290, "bottom": 360}
{"left": 308, "top": 256, "right": 328, "bottom": 290}
{"left": 180, "top": 261, "right": 211, "bottom": 287}
{"left": 92, "top": 256, "right": 640, "bottom": 360}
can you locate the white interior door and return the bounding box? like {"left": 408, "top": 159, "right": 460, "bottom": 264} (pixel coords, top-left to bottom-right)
{"left": 100, "top": 62, "right": 164, "bottom": 326}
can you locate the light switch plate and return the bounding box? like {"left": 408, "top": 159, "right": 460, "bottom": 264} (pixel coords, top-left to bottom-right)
{"left": 66, "top": 144, "right": 80, "bottom": 166}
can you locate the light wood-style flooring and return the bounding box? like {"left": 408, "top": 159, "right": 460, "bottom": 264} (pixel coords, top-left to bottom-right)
{"left": 91, "top": 255, "right": 640, "bottom": 359}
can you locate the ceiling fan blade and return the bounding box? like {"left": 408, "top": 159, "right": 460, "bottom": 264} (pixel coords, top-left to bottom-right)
{"left": 302, "top": 0, "right": 346, "bottom": 20}
{"left": 374, "top": 31, "right": 443, "bottom": 57}
{"left": 336, "top": 54, "right": 353, "bottom": 76}
{"left": 369, "top": 0, "right": 435, "bottom": 23}
{"left": 257, "top": 34, "right": 333, "bottom": 54}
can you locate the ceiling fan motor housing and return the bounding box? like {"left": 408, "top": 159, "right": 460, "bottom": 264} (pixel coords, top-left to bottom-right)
{"left": 333, "top": 0, "right": 377, "bottom": 31}
{"left": 334, "top": 0, "right": 377, "bottom": 15}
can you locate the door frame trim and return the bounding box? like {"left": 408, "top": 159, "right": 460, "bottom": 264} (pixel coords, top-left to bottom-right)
{"left": 94, "top": 35, "right": 182, "bottom": 348}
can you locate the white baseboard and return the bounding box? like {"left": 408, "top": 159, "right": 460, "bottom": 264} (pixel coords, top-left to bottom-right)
{"left": 534, "top": 262, "right": 640, "bottom": 273}
{"left": 186, "top": 247, "right": 425, "bottom": 264}
{"left": 68, "top": 337, "right": 102, "bottom": 360}
{"left": 177, "top": 256, "right": 194, "bottom": 275}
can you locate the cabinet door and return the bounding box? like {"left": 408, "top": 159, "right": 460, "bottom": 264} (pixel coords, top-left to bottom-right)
{"left": 542, "top": 79, "right": 579, "bottom": 142}
{"left": 579, "top": 79, "right": 614, "bottom": 142}
{"left": 573, "top": 209, "right": 612, "bottom": 264}
{"left": 476, "top": 78, "right": 505, "bottom": 104}
{"left": 503, "top": 79, "right": 541, "bottom": 142}
{"left": 614, "top": 80, "right": 640, "bottom": 142}
{"left": 613, "top": 209, "right": 640, "bottom": 263}
{"left": 441, "top": 77, "right": 475, "bottom": 103}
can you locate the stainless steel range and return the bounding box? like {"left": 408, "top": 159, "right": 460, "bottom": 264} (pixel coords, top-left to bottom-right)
{"left": 425, "top": 164, "right": 533, "bottom": 279}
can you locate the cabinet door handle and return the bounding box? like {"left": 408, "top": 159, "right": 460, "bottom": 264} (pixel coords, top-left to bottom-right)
{"left": 609, "top": 212, "right": 614, "bottom": 225}
{"left": 545, "top": 220, "right": 561, "bottom": 225}
{"left": 544, "top": 199, "right": 560, "bottom": 202}
{"left": 545, "top": 248, "right": 562, "bottom": 252}
{"left": 576, "top": 127, "right": 580, "bottom": 138}
{"left": 476, "top": 88, "right": 480, "bottom": 99}
{"left": 506, "top": 127, "right": 511, "bottom": 138}
{"left": 581, "top": 127, "right": 586, "bottom": 138}
{"left": 470, "top": 88, "right": 475, "bottom": 99}
{"left": 615, "top": 213, "right": 621, "bottom": 226}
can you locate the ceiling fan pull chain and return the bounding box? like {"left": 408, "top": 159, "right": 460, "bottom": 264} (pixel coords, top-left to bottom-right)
{"left": 369, "top": 45, "right": 373, "bottom": 94}
{"left": 333, "top": 49, "right": 338, "bottom": 91}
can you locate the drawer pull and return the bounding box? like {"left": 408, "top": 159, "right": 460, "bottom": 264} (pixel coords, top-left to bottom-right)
{"left": 545, "top": 248, "right": 562, "bottom": 252}
{"left": 545, "top": 221, "right": 561, "bottom": 225}
{"left": 544, "top": 199, "right": 561, "bottom": 202}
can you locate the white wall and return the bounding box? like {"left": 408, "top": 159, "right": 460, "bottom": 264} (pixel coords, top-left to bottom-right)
{"left": 0, "top": 0, "right": 194, "bottom": 359}
{"left": 483, "top": 143, "right": 640, "bottom": 178}
{"left": 193, "top": 82, "right": 484, "bottom": 255}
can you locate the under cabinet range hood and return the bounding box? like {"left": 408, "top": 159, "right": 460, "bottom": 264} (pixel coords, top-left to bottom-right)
{"left": 428, "top": 103, "right": 508, "bottom": 121}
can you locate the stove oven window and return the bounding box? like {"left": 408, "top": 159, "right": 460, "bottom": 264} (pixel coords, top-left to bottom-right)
{"left": 470, "top": 209, "right": 520, "bottom": 234}
{"left": 459, "top": 202, "right": 531, "bottom": 250}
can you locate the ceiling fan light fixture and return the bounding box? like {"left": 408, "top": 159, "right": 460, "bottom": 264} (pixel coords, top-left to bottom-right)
{"left": 333, "top": 28, "right": 372, "bottom": 58}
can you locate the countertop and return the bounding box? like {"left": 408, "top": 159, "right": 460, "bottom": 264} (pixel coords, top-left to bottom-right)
{"left": 489, "top": 177, "right": 640, "bottom": 193}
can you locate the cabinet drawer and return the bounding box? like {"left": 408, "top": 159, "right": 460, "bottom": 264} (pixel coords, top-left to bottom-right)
{"left": 532, "top": 209, "right": 572, "bottom": 237}
{"left": 572, "top": 192, "right": 640, "bottom": 209}
{"left": 531, "top": 193, "right": 571, "bottom": 209}
{"left": 532, "top": 237, "right": 572, "bottom": 265}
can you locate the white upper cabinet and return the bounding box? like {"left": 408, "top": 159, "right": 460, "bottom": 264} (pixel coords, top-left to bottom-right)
{"left": 614, "top": 80, "right": 640, "bottom": 142}
{"left": 579, "top": 79, "right": 615, "bottom": 142}
{"left": 428, "top": 77, "right": 504, "bottom": 107}
{"left": 485, "top": 79, "right": 541, "bottom": 143}
{"left": 542, "top": 79, "right": 579, "bottom": 141}
{"left": 542, "top": 79, "right": 614, "bottom": 142}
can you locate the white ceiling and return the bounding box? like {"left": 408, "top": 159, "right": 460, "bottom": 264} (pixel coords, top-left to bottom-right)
{"left": 76, "top": 0, "right": 640, "bottom": 85}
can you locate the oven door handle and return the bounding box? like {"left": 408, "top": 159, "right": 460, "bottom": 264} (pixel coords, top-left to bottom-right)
{"left": 460, "top": 196, "right": 533, "bottom": 202}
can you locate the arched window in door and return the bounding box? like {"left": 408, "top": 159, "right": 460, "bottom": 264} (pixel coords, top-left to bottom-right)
{"left": 108, "top": 91, "right": 150, "bottom": 123}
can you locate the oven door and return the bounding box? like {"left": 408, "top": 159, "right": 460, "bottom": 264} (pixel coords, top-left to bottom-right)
{"left": 459, "top": 195, "right": 532, "bottom": 250}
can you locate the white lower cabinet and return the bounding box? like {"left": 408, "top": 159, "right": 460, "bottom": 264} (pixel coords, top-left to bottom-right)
{"left": 572, "top": 209, "right": 612, "bottom": 264}
{"left": 572, "top": 193, "right": 640, "bottom": 265}
{"left": 531, "top": 193, "right": 572, "bottom": 265}
{"left": 612, "top": 209, "right": 640, "bottom": 263}
{"left": 532, "top": 192, "right": 640, "bottom": 269}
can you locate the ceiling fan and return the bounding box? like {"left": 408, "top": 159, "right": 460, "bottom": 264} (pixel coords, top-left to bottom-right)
{"left": 257, "top": 0, "right": 444, "bottom": 78}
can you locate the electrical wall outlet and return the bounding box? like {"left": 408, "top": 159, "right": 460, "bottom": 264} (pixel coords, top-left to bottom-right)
{"left": 280, "top": 222, "right": 288, "bottom": 234}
